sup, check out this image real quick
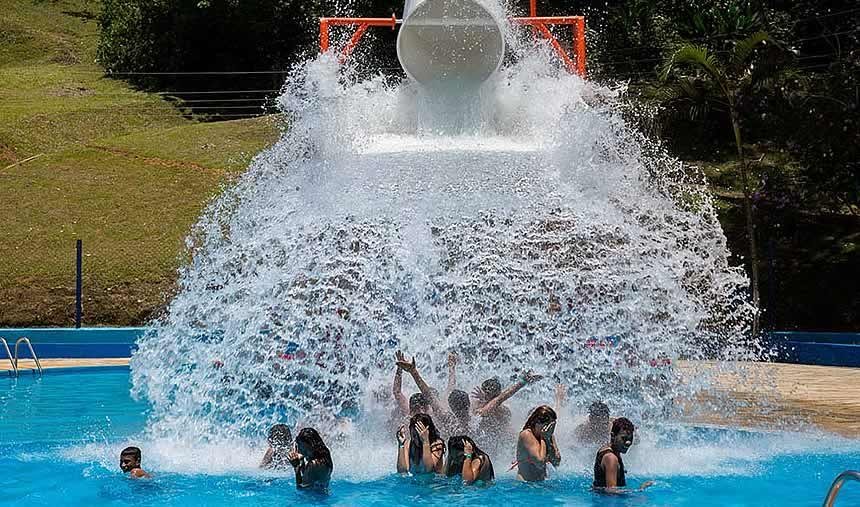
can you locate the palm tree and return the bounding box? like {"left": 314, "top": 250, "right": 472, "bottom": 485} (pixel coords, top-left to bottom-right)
{"left": 659, "top": 32, "right": 779, "bottom": 336}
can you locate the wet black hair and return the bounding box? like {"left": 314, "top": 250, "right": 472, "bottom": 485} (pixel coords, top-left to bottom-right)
{"left": 409, "top": 413, "right": 443, "bottom": 463}
{"left": 295, "top": 427, "right": 333, "bottom": 469}
{"left": 409, "top": 392, "right": 430, "bottom": 413}
{"left": 588, "top": 401, "right": 610, "bottom": 418}
{"left": 448, "top": 389, "right": 470, "bottom": 417}
{"left": 611, "top": 417, "right": 635, "bottom": 436}
{"left": 522, "top": 405, "right": 557, "bottom": 432}
{"left": 446, "top": 436, "right": 494, "bottom": 480}
{"left": 120, "top": 446, "right": 141, "bottom": 461}
{"left": 481, "top": 378, "right": 502, "bottom": 399}
{"left": 268, "top": 424, "right": 292, "bottom": 447}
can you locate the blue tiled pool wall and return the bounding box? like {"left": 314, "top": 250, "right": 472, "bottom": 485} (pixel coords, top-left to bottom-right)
{"left": 0, "top": 328, "right": 140, "bottom": 358}
{"left": 1, "top": 328, "right": 859, "bottom": 367}
{"left": 767, "top": 331, "right": 860, "bottom": 367}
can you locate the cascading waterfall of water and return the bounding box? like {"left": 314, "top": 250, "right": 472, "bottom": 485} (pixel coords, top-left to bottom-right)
{"left": 130, "top": 2, "right": 761, "bottom": 459}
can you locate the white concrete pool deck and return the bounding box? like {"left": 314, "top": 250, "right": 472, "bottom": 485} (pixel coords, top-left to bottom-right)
{"left": 3, "top": 358, "right": 130, "bottom": 370}
{"left": 4, "top": 358, "right": 859, "bottom": 437}
{"left": 676, "top": 360, "right": 860, "bottom": 438}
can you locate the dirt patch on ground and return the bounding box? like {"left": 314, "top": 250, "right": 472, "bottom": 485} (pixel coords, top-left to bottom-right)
{"left": 48, "top": 47, "right": 80, "bottom": 65}
{"left": 0, "top": 143, "right": 19, "bottom": 166}
{"left": 88, "top": 145, "right": 220, "bottom": 173}
{"left": 0, "top": 278, "right": 177, "bottom": 327}
{"left": 48, "top": 84, "right": 95, "bottom": 97}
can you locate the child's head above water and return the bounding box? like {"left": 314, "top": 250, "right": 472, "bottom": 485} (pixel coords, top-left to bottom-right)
{"left": 119, "top": 446, "right": 142, "bottom": 473}
{"left": 610, "top": 417, "right": 636, "bottom": 453}
{"left": 481, "top": 378, "right": 502, "bottom": 400}
{"left": 448, "top": 389, "right": 470, "bottom": 418}
{"left": 409, "top": 392, "right": 430, "bottom": 415}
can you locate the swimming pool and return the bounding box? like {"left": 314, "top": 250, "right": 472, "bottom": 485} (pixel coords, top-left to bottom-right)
{"left": 3, "top": 368, "right": 859, "bottom": 506}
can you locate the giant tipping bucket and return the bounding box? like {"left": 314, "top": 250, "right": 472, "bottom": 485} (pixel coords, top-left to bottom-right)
{"left": 397, "top": 0, "right": 506, "bottom": 88}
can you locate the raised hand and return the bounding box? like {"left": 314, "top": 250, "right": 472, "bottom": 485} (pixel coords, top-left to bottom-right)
{"left": 288, "top": 450, "right": 303, "bottom": 468}
{"left": 521, "top": 370, "right": 544, "bottom": 385}
{"left": 462, "top": 439, "right": 474, "bottom": 457}
{"left": 471, "top": 386, "right": 485, "bottom": 401}
{"left": 396, "top": 425, "right": 407, "bottom": 445}
{"left": 395, "top": 350, "right": 417, "bottom": 373}
{"left": 415, "top": 421, "right": 430, "bottom": 443}
{"left": 447, "top": 352, "right": 458, "bottom": 368}
{"left": 542, "top": 421, "right": 557, "bottom": 441}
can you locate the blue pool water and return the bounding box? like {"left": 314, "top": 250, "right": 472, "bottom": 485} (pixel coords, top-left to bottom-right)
{"left": 2, "top": 368, "right": 859, "bottom": 506}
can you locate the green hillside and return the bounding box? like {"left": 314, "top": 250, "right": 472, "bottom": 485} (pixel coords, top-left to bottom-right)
{"left": 0, "top": 0, "right": 280, "bottom": 326}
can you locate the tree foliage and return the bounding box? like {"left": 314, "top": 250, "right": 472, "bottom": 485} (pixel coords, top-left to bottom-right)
{"left": 660, "top": 32, "right": 784, "bottom": 334}
{"left": 97, "top": 0, "right": 402, "bottom": 116}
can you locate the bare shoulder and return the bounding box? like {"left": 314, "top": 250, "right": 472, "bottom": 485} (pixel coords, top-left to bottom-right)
{"left": 517, "top": 430, "right": 541, "bottom": 456}
{"left": 130, "top": 468, "right": 150, "bottom": 479}
{"left": 518, "top": 429, "right": 537, "bottom": 442}
{"left": 600, "top": 451, "right": 618, "bottom": 468}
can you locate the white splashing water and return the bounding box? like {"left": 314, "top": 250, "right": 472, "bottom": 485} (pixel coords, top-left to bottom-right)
{"left": 129, "top": 2, "right": 764, "bottom": 472}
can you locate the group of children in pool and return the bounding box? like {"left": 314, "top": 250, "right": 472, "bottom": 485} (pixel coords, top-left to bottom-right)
{"left": 121, "top": 351, "right": 653, "bottom": 494}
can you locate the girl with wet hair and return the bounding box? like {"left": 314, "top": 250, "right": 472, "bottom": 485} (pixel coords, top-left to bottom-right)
{"left": 288, "top": 428, "right": 333, "bottom": 491}
{"left": 514, "top": 405, "right": 561, "bottom": 482}
{"left": 396, "top": 413, "right": 445, "bottom": 475}
{"left": 446, "top": 436, "right": 495, "bottom": 484}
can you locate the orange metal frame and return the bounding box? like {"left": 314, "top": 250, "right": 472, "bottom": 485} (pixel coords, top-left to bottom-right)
{"left": 319, "top": 15, "right": 398, "bottom": 61}
{"left": 510, "top": 16, "right": 586, "bottom": 76}
{"left": 319, "top": 11, "right": 586, "bottom": 77}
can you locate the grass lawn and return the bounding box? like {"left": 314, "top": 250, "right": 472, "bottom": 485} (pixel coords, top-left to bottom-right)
{"left": 0, "top": 0, "right": 281, "bottom": 326}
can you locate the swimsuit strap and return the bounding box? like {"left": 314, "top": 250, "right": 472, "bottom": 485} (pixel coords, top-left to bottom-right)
{"left": 430, "top": 441, "right": 445, "bottom": 457}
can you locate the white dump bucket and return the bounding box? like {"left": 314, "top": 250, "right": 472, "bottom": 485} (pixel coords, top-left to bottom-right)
{"left": 397, "top": 0, "right": 506, "bottom": 88}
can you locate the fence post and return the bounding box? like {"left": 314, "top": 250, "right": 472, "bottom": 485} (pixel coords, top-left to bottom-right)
{"left": 75, "top": 239, "right": 82, "bottom": 329}
{"left": 767, "top": 233, "right": 776, "bottom": 331}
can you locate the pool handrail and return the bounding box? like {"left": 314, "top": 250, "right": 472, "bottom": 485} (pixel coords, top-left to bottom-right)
{"left": 823, "top": 470, "right": 860, "bottom": 507}
{"left": 14, "top": 337, "right": 42, "bottom": 377}
{"left": 1, "top": 337, "right": 18, "bottom": 377}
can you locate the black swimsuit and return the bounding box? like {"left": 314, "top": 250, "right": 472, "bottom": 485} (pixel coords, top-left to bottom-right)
{"left": 593, "top": 447, "right": 626, "bottom": 488}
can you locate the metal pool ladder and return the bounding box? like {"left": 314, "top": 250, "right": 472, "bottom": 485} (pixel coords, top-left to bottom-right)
{"left": 1, "top": 337, "right": 17, "bottom": 376}
{"left": 1, "top": 337, "right": 42, "bottom": 378}
{"left": 823, "top": 470, "right": 860, "bottom": 507}
{"left": 14, "top": 337, "right": 43, "bottom": 377}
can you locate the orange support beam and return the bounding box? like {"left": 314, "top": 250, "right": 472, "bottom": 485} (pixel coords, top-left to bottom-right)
{"left": 319, "top": 15, "right": 397, "bottom": 55}
{"left": 574, "top": 17, "right": 586, "bottom": 77}
{"left": 319, "top": 14, "right": 586, "bottom": 78}
{"left": 510, "top": 16, "right": 587, "bottom": 77}
{"left": 320, "top": 19, "right": 330, "bottom": 52}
